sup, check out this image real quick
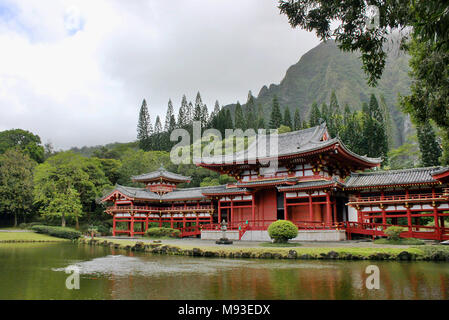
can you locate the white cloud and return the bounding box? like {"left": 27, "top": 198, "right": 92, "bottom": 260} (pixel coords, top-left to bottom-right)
{"left": 0, "top": 0, "right": 319, "bottom": 149}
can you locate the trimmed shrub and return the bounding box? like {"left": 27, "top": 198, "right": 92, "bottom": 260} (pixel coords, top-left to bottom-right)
{"left": 384, "top": 226, "right": 405, "bottom": 241}
{"left": 268, "top": 220, "right": 298, "bottom": 243}
{"left": 146, "top": 227, "right": 180, "bottom": 238}
{"left": 31, "top": 225, "right": 82, "bottom": 240}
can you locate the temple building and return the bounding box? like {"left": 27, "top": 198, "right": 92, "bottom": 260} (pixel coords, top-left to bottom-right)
{"left": 102, "top": 123, "right": 449, "bottom": 241}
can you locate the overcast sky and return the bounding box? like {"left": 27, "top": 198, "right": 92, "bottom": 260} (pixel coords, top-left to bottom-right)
{"left": 0, "top": 0, "right": 320, "bottom": 150}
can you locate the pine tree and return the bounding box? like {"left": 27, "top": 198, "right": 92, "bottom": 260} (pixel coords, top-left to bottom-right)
{"left": 185, "top": 96, "right": 193, "bottom": 124}
{"left": 320, "top": 103, "right": 330, "bottom": 126}
{"left": 417, "top": 120, "right": 442, "bottom": 166}
{"left": 245, "top": 92, "right": 257, "bottom": 130}
{"left": 225, "top": 109, "right": 233, "bottom": 130}
{"left": 283, "top": 107, "right": 292, "bottom": 129}
{"left": 257, "top": 103, "right": 265, "bottom": 130}
{"left": 269, "top": 96, "right": 282, "bottom": 129}
{"left": 361, "top": 95, "right": 389, "bottom": 162}
{"left": 193, "top": 92, "right": 203, "bottom": 123}
{"left": 153, "top": 115, "right": 162, "bottom": 150}
{"left": 201, "top": 104, "right": 209, "bottom": 128}
{"left": 234, "top": 102, "right": 246, "bottom": 130}
{"left": 309, "top": 101, "right": 321, "bottom": 127}
{"left": 178, "top": 95, "right": 188, "bottom": 127}
{"left": 137, "top": 99, "right": 153, "bottom": 151}
{"left": 164, "top": 99, "right": 175, "bottom": 132}
{"left": 293, "top": 107, "right": 301, "bottom": 131}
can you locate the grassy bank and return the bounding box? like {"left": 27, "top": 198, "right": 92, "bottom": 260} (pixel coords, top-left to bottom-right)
{"left": 0, "top": 231, "right": 69, "bottom": 242}
{"left": 79, "top": 237, "right": 449, "bottom": 261}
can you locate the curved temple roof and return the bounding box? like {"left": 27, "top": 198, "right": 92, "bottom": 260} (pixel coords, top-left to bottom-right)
{"left": 195, "top": 123, "right": 381, "bottom": 168}
{"left": 132, "top": 166, "right": 191, "bottom": 183}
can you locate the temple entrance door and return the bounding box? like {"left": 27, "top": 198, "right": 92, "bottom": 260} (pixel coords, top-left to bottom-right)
{"left": 276, "top": 191, "right": 285, "bottom": 220}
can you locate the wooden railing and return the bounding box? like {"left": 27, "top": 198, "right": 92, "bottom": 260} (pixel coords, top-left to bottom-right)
{"left": 106, "top": 205, "right": 213, "bottom": 213}
{"left": 348, "top": 192, "right": 449, "bottom": 205}
{"left": 345, "top": 221, "right": 449, "bottom": 241}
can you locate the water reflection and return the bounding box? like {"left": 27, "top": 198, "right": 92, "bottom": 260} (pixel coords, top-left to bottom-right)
{"left": 0, "top": 243, "right": 448, "bottom": 300}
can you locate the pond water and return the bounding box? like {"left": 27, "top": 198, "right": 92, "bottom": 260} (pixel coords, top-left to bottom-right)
{"left": 0, "top": 243, "right": 448, "bottom": 300}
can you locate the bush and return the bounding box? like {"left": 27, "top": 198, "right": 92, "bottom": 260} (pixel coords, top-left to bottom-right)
{"left": 146, "top": 227, "right": 180, "bottom": 238}
{"left": 268, "top": 220, "right": 298, "bottom": 243}
{"left": 31, "top": 225, "right": 82, "bottom": 240}
{"left": 384, "top": 226, "right": 405, "bottom": 241}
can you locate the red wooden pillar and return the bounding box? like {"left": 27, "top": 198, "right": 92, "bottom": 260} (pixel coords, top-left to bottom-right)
{"left": 381, "top": 191, "right": 386, "bottom": 225}
{"left": 218, "top": 198, "right": 222, "bottom": 223}
{"left": 283, "top": 192, "right": 288, "bottom": 220}
{"left": 251, "top": 194, "right": 255, "bottom": 225}
{"left": 145, "top": 215, "right": 149, "bottom": 232}
{"left": 326, "top": 192, "right": 332, "bottom": 226}
{"left": 308, "top": 193, "right": 313, "bottom": 221}
{"left": 230, "top": 197, "right": 234, "bottom": 224}
{"left": 112, "top": 215, "right": 116, "bottom": 236}
{"left": 405, "top": 189, "right": 412, "bottom": 234}
{"left": 333, "top": 197, "right": 337, "bottom": 223}
{"left": 170, "top": 215, "right": 173, "bottom": 228}
{"left": 130, "top": 215, "right": 134, "bottom": 237}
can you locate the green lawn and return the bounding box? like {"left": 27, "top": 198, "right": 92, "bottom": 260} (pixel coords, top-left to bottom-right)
{"left": 0, "top": 232, "right": 68, "bottom": 242}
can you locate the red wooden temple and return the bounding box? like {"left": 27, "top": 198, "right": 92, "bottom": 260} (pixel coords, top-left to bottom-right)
{"left": 102, "top": 123, "right": 449, "bottom": 241}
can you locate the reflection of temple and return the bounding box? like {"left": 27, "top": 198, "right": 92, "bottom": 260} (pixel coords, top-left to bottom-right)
{"left": 103, "top": 123, "right": 449, "bottom": 241}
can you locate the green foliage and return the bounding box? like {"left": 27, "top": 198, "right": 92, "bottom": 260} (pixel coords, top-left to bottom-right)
{"left": 384, "top": 226, "right": 405, "bottom": 241}
{"left": 267, "top": 220, "right": 298, "bottom": 243}
{"left": 388, "top": 135, "right": 420, "bottom": 169}
{"left": 283, "top": 107, "right": 292, "bottom": 128}
{"left": 293, "top": 107, "right": 302, "bottom": 131}
{"left": 33, "top": 151, "right": 111, "bottom": 226}
{"left": 146, "top": 227, "right": 180, "bottom": 238}
{"left": 0, "top": 129, "right": 45, "bottom": 163}
{"left": 277, "top": 125, "right": 291, "bottom": 134}
{"left": 31, "top": 225, "right": 82, "bottom": 240}
{"left": 0, "top": 149, "right": 35, "bottom": 226}
{"left": 309, "top": 101, "right": 321, "bottom": 127}
{"left": 269, "top": 96, "right": 283, "bottom": 129}
{"left": 417, "top": 120, "right": 442, "bottom": 166}
{"left": 234, "top": 102, "right": 246, "bottom": 130}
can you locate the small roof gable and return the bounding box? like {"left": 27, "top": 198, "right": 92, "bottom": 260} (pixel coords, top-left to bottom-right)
{"left": 132, "top": 166, "right": 191, "bottom": 183}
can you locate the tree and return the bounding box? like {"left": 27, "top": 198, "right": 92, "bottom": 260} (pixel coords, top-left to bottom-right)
{"left": 164, "top": 99, "right": 176, "bottom": 132}
{"left": 257, "top": 103, "right": 266, "bottom": 130}
{"left": 34, "top": 152, "right": 111, "bottom": 228}
{"left": 201, "top": 104, "right": 209, "bottom": 128}
{"left": 153, "top": 116, "right": 163, "bottom": 150}
{"left": 234, "top": 102, "right": 246, "bottom": 130}
{"left": 283, "top": 107, "right": 292, "bottom": 129}
{"left": 193, "top": 92, "right": 203, "bottom": 124}
{"left": 279, "top": 1, "right": 449, "bottom": 135}
{"left": 43, "top": 187, "right": 83, "bottom": 227}
{"left": 269, "top": 96, "right": 282, "bottom": 129}
{"left": 320, "top": 103, "right": 330, "bottom": 126}
{"left": 178, "top": 95, "right": 188, "bottom": 127}
{"left": 293, "top": 107, "right": 302, "bottom": 131}
{"left": 246, "top": 92, "right": 257, "bottom": 130}
{"left": 0, "top": 149, "right": 35, "bottom": 226}
{"left": 309, "top": 101, "right": 321, "bottom": 127}
{"left": 360, "top": 95, "right": 389, "bottom": 162}
{"left": 0, "top": 129, "right": 45, "bottom": 163}
{"left": 417, "top": 121, "right": 442, "bottom": 167}
{"left": 137, "top": 99, "right": 153, "bottom": 151}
